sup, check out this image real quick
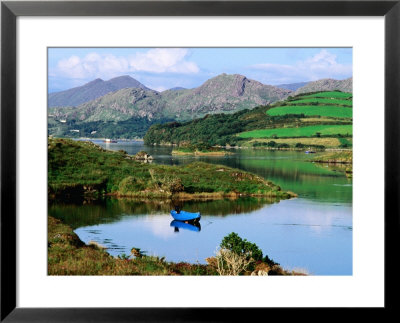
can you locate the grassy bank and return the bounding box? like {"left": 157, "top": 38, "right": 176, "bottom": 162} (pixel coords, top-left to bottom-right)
{"left": 243, "top": 137, "right": 346, "bottom": 149}
{"left": 310, "top": 150, "right": 353, "bottom": 178}
{"left": 172, "top": 147, "right": 231, "bottom": 156}
{"left": 48, "top": 216, "right": 306, "bottom": 276}
{"left": 311, "top": 151, "right": 353, "bottom": 164}
{"left": 48, "top": 138, "right": 295, "bottom": 200}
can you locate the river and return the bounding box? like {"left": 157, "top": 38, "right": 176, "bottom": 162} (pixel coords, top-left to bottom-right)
{"left": 49, "top": 140, "right": 352, "bottom": 275}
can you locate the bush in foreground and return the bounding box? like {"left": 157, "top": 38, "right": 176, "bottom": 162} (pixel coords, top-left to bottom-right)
{"left": 210, "top": 232, "right": 283, "bottom": 275}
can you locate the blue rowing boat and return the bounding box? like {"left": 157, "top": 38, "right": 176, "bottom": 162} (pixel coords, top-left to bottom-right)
{"left": 170, "top": 210, "right": 201, "bottom": 222}
{"left": 170, "top": 220, "right": 201, "bottom": 232}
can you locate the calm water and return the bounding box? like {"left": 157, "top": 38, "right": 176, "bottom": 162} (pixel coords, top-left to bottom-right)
{"left": 49, "top": 140, "right": 352, "bottom": 275}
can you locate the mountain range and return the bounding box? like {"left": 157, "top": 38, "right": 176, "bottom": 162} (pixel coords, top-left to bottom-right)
{"left": 49, "top": 74, "right": 293, "bottom": 122}
{"left": 48, "top": 75, "right": 150, "bottom": 107}
{"left": 48, "top": 74, "right": 352, "bottom": 138}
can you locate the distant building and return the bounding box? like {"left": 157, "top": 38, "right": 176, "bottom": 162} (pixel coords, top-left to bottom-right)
{"left": 60, "top": 119, "right": 67, "bottom": 123}
{"left": 70, "top": 129, "right": 80, "bottom": 133}
{"left": 91, "top": 131, "right": 97, "bottom": 134}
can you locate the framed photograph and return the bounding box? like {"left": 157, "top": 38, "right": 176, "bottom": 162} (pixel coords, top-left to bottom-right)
{"left": 1, "top": 0, "right": 399, "bottom": 321}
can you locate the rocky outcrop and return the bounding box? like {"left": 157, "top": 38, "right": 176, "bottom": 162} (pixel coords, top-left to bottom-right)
{"left": 134, "top": 151, "right": 153, "bottom": 161}
{"left": 294, "top": 77, "right": 352, "bottom": 95}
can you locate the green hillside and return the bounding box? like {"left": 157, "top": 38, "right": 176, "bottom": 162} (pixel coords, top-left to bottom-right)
{"left": 238, "top": 125, "right": 352, "bottom": 139}
{"left": 266, "top": 106, "right": 352, "bottom": 118}
{"left": 144, "top": 90, "right": 352, "bottom": 150}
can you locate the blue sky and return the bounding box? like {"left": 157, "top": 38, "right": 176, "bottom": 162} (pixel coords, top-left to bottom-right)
{"left": 48, "top": 48, "right": 352, "bottom": 93}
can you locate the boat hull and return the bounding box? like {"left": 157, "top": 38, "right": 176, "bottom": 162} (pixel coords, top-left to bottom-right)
{"left": 170, "top": 210, "right": 201, "bottom": 222}
{"left": 170, "top": 220, "right": 201, "bottom": 232}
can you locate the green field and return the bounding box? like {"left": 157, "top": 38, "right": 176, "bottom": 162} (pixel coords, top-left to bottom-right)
{"left": 238, "top": 125, "right": 353, "bottom": 139}
{"left": 247, "top": 137, "right": 342, "bottom": 148}
{"left": 288, "top": 98, "right": 352, "bottom": 106}
{"left": 267, "top": 105, "right": 352, "bottom": 118}
{"left": 301, "top": 91, "right": 352, "bottom": 99}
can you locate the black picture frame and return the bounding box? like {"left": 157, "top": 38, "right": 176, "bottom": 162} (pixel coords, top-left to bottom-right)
{"left": 1, "top": 0, "right": 399, "bottom": 321}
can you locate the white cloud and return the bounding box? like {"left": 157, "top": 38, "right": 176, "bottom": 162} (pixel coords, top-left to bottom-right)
{"left": 55, "top": 48, "right": 199, "bottom": 80}
{"left": 251, "top": 50, "right": 352, "bottom": 83}
{"left": 129, "top": 48, "right": 199, "bottom": 74}
{"left": 152, "top": 86, "right": 168, "bottom": 92}
{"left": 57, "top": 55, "right": 87, "bottom": 79}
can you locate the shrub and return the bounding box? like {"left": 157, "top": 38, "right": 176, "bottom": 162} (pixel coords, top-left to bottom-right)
{"left": 118, "top": 176, "right": 146, "bottom": 194}
{"left": 263, "top": 254, "right": 278, "bottom": 266}
{"left": 220, "top": 232, "right": 263, "bottom": 262}
{"left": 215, "top": 248, "right": 253, "bottom": 275}
{"left": 150, "top": 172, "right": 184, "bottom": 194}
{"left": 166, "top": 177, "right": 184, "bottom": 194}
{"left": 217, "top": 232, "right": 277, "bottom": 275}
{"left": 277, "top": 143, "right": 290, "bottom": 148}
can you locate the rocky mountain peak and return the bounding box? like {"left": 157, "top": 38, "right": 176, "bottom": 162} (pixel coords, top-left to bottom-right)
{"left": 49, "top": 75, "right": 150, "bottom": 107}
{"left": 294, "top": 77, "right": 352, "bottom": 95}
{"left": 88, "top": 78, "right": 104, "bottom": 84}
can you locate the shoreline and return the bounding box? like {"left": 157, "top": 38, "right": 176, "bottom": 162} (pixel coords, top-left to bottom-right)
{"left": 105, "top": 190, "right": 297, "bottom": 200}
{"left": 309, "top": 151, "right": 353, "bottom": 164}
{"left": 48, "top": 215, "right": 306, "bottom": 276}
{"left": 171, "top": 150, "right": 233, "bottom": 156}
{"left": 312, "top": 160, "right": 352, "bottom": 164}
{"left": 53, "top": 136, "right": 353, "bottom": 153}
{"left": 70, "top": 137, "right": 144, "bottom": 142}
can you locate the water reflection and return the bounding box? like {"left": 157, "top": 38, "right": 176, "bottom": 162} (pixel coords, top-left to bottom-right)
{"left": 49, "top": 196, "right": 275, "bottom": 229}
{"left": 170, "top": 220, "right": 201, "bottom": 232}
{"left": 68, "top": 197, "right": 351, "bottom": 275}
